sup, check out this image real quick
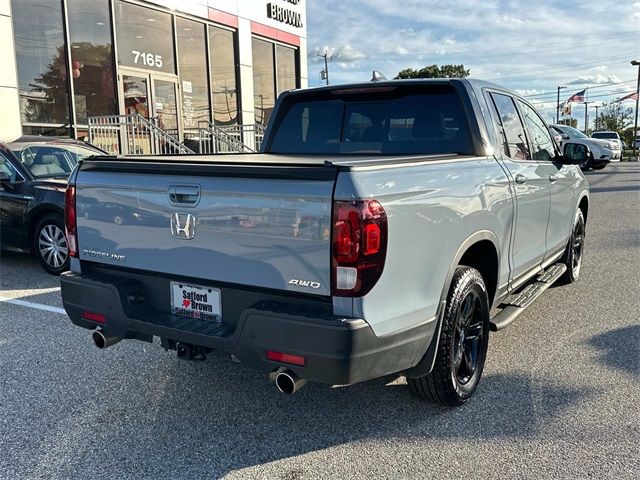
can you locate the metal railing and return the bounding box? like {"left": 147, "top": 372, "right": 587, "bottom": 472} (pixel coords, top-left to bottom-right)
{"left": 184, "top": 122, "right": 266, "bottom": 154}
{"left": 88, "top": 114, "right": 194, "bottom": 155}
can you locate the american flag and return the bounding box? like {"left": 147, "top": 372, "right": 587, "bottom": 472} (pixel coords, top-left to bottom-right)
{"left": 614, "top": 92, "right": 639, "bottom": 102}
{"left": 566, "top": 89, "right": 586, "bottom": 103}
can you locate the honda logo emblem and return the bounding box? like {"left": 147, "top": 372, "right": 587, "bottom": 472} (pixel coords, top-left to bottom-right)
{"left": 170, "top": 212, "right": 196, "bottom": 240}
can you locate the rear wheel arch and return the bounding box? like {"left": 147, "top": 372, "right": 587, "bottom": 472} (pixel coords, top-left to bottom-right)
{"left": 578, "top": 195, "right": 589, "bottom": 224}
{"left": 405, "top": 230, "right": 499, "bottom": 379}
{"left": 28, "top": 207, "right": 64, "bottom": 252}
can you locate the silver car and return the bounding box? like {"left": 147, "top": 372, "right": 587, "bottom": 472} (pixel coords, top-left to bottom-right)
{"left": 551, "top": 124, "right": 617, "bottom": 170}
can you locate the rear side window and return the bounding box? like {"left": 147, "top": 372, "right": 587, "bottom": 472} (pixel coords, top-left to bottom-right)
{"left": 269, "top": 87, "right": 473, "bottom": 155}
{"left": 490, "top": 93, "right": 530, "bottom": 160}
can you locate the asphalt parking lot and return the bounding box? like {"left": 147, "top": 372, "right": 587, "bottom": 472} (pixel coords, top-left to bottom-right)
{"left": 0, "top": 162, "right": 638, "bottom": 479}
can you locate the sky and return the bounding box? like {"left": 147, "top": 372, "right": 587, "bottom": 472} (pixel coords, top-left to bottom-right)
{"left": 306, "top": 0, "right": 640, "bottom": 129}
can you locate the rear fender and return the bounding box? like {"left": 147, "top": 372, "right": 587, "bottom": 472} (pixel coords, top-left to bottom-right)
{"left": 405, "top": 230, "right": 498, "bottom": 378}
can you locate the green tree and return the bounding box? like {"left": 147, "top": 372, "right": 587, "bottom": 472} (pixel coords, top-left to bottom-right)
{"left": 558, "top": 118, "right": 578, "bottom": 128}
{"left": 395, "top": 64, "right": 470, "bottom": 79}
{"left": 595, "top": 102, "right": 633, "bottom": 133}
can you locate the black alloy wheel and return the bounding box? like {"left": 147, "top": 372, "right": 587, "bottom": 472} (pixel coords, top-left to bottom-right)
{"left": 453, "top": 290, "right": 484, "bottom": 385}
{"left": 559, "top": 209, "right": 585, "bottom": 284}
{"left": 407, "top": 267, "right": 490, "bottom": 406}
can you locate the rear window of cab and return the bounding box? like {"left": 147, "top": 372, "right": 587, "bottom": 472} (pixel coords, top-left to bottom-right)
{"left": 269, "top": 85, "right": 473, "bottom": 156}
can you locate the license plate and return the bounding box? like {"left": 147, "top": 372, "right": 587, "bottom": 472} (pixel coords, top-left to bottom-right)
{"left": 170, "top": 282, "right": 221, "bottom": 322}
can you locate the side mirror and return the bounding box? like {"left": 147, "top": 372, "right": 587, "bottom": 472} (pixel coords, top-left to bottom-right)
{"left": 562, "top": 142, "right": 590, "bottom": 165}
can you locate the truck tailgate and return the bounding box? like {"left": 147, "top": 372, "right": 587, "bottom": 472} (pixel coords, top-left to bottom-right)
{"left": 74, "top": 160, "right": 337, "bottom": 296}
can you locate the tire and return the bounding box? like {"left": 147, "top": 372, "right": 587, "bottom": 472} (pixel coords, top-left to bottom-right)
{"left": 591, "top": 164, "right": 606, "bottom": 170}
{"left": 33, "top": 214, "right": 70, "bottom": 275}
{"left": 407, "top": 267, "right": 490, "bottom": 406}
{"left": 579, "top": 153, "right": 593, "bottom": 171}
{"left": 559, "top": 209, "right": 585, "bottom": 284}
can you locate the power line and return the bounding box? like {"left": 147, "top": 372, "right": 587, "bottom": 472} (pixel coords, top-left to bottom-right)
{"left": 524, "top": 80, "right": 637, "bottom": 99}
{"left": 479, "top": 55, "right": 632, "bottom": 79}
{"left": 364, "top": 31, "right": 638, "bottom": 61}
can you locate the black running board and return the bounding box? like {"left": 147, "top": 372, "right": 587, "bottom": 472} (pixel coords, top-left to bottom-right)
{"left": 490, "top": 263, "right": 567, "bottom": 331}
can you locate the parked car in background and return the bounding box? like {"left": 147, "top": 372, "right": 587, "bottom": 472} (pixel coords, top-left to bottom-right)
{"left": 550, "top": 124, "right": 617, "bottom": 170}
{"left": 0, "top": 137, "right": 104, "bottom": 274}
{"left": 591, "top": 131, "right": 623, "bottom": 158}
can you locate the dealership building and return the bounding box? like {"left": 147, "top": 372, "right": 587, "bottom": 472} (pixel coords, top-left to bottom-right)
{"left": 0, "top": 0, "right": 307, "bottom": 151}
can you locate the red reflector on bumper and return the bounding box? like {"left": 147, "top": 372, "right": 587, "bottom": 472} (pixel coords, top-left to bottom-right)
{"left": 266, "top": 350, "right": 306, "bottom": 366}
{"left": 82, "top": 311, "right": 106, "bottom": 324}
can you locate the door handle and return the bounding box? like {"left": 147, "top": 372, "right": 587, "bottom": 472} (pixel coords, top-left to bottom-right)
{"left": 548, "top": 174, "right": 558, "bottom": 183}
{"left": 169, "top": 185, "right": 200, "bottom": 206}
{"left": 514, "top": 174, "right": 527, "bottom": 184}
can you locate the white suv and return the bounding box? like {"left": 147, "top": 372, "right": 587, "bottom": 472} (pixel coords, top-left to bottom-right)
{"left": 591, "top": 131, "right": 623, "bottom": 159}
{"left": 551, "top": 124, "right": 617, "bottom": 170}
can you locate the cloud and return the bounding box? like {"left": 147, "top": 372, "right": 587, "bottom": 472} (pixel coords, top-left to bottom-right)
{"left": 309, "top": 45, "right": 367, "bottom": 64}
{"left": 306, "top": 0, "right": 639, "bottom": 128}
{"left": 566, "top": 74, "right": 624, "bottom": 85}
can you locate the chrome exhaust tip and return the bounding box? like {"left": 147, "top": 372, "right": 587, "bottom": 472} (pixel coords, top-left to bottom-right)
{"left": 273, "top": 368, "right": 306, "bottom": 394}
{"left": 91, "top": 329, "right": 121, "bottom": 349}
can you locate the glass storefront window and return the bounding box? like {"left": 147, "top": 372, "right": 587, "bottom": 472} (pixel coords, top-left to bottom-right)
{"left": 12, "top": 0, "right": 69, "bottom": 125}
{"left": 252, "top": 38, "right": 275, "bottom": 126}
{"left": 114, "top": 1, "right": 175, "bottom": 74}
{"left": 276, "top": 45, "right": 297, "bottom": 96}
{"left": 209, "top": 27, "right": 238, "bottom": 125}
{"left": 67, "top": 0, "right": 117, "bottom": 124}
{"left": 177, "top": 18, "right": 209, "bottom": 130}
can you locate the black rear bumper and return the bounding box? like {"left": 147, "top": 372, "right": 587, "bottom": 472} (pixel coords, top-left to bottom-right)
{"left": 60, "top": 272, "right": 434, "bottom": 385}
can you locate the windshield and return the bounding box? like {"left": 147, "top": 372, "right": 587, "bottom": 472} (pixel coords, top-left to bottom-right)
{"left": 12, "top": 143, "right": 102, "bottom": 178}
{"left": 269, "top": 86, "right": 473, "bottom": 155}
{"left": 554, "top": 125, "right": 588, "bottom": 139}
{"left": 591, "top": 132, "right": 617, "bottom": 139}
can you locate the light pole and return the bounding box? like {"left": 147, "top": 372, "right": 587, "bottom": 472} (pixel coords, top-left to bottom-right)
{"left": 583, "top": 101, "right": 593, "bottom": 135}
{"left": 631, "top": 60, "right": 640, "bottom": 158}
{"left": 594, "top": 104, "right": 600, "bottom": 131}
{"left": 556, "top": 86, "right": 566, "bottom": 123}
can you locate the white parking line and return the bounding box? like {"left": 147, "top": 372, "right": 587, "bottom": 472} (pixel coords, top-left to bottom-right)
{"left": 0, "top": 298, "right": 67, "bottom": 315}
{"left": 0, "top": 286, "right": 66, "bottom": 315}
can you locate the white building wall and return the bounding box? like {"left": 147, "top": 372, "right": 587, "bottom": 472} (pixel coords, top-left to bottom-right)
{"left": 152, "top": 0, "right": 308, "bottom": 125}
{"left": 0, "top": 0, "right": 21, "bottom": 141}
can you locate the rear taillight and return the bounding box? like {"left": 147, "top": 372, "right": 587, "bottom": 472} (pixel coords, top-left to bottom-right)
{"left": 65, "top": 185, "right": 77, "bottom": 257}
{"left": 332, "top": 199, "right": 387, "bottom": 297}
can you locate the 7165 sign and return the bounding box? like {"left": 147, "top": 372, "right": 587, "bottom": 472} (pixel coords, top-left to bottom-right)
{"left": 131, "top": 50, "right": 163, "bottom": 69}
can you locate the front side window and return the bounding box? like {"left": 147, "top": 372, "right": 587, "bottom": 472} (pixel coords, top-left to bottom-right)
{"left": 114, "top": 2, "right": 175, "bottom": 74}
{"left": 518, "top": 101, "right": 556, "bottom": 161}
{"left": 12, "top": 0, "right": 69, "bottom": 124}
{"left": 490, "top": 93, "right": 530, "bottom": 160}
{"left": 269, "top": 87, "right": 473, "bottom": 155}
{"left": 0, "top": 149, "right": 20, "bottom": 182}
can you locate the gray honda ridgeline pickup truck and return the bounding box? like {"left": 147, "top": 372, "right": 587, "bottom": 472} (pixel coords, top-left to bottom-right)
{"left": 61, "top": 79, "right": 590, "bottom": 406}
